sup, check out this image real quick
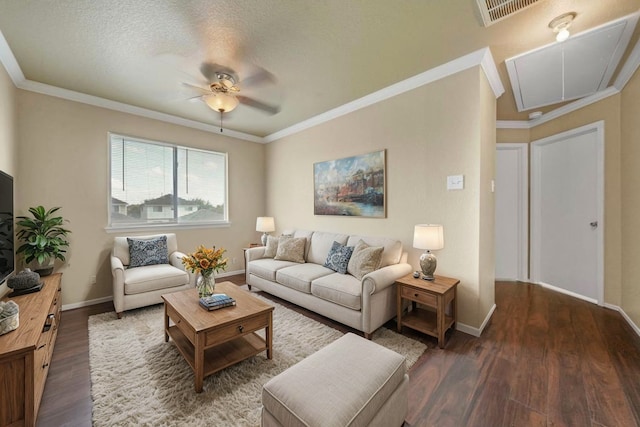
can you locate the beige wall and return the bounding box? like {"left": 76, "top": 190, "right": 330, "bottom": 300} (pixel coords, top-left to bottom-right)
{"left": 497, "top": 127, "right": 530, "bottom": 144}
{"left": 530, "top": 95, "right": 622, "bottom": 306}
{"left": 0, "top": 64, "right": 17, "bottom": 296}
{"left": 621, "top": 67, "right": 640, "bottom": 327}
{"left": 16, "top": 91, "right": 265, "bottom": 306}
{"left": 265, "top": 67, "right": 496, "bottom": 330}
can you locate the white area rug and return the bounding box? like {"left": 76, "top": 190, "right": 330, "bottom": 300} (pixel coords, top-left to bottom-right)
{"left": 89, "top": 295, "right": 426, "bottom": 426}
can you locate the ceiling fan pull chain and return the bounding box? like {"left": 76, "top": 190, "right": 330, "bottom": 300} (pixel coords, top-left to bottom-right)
{"left": 220, "top": 111, "right": 224, "bottom": 132}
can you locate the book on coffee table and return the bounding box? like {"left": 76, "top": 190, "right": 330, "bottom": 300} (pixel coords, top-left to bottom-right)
{"left": 199, "top": 293, "right": 236, "bottom": 311}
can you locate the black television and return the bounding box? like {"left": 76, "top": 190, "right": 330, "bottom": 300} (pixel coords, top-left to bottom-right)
{"left": 0, "top": 170, "right": 14, "bottom": 285}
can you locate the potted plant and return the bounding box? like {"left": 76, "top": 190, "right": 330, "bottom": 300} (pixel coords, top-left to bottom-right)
{"left": 16, "top": 206, "right": 71, "bottom": 276}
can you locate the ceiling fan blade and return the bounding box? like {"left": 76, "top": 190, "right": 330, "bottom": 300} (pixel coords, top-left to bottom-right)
{"left": 237, "top": 95, "right": 280, "bottom": 115}
{"left": 187, "top": 95, "right": 204, "bottom": 103}
{"left": 200, "top": 62, "right": 236, "bottom": 83}
{"left": 241, "top": 68, "right": 277, "bottom": 87}
{"left": 181, "top": 82, "right": 210, "bottom": 93}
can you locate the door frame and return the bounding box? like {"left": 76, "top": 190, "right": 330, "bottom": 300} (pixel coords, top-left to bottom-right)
{"left": 530, "top": 121, "right": 604, "bottom": 305}
{"left": 495, "top": 143, "right": 529, "bottom": 281}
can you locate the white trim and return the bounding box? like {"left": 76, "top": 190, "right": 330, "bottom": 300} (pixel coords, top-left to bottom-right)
{"left": 0, "top": 29, "right": 25, "bottom": 85}
{"left": 530, "top": 121, "right": 605, "bottom": 304}
{"left": 496, "top": 143, "right": 529, "bottom": 281}
{"left": 496, "top": 120, "right": 530, "bottom": 129}
{"left": 530, "top": 87, "right": 620, "bottom": 127}
{"left": 62, "top": 295, "right": 113, "bottom": 311}
{"left": 536, "top": 281, "right": 599, "bottom": 305}
{"left": 264, "top": 47, "right": 504, "bottom": 143}
{"left": 456, "top": 304, "right": 496, "bottom": 337}
{"left": 603, "top": 303, "right": 640, "bottom": 338}
{"left": 614, "top": 31, "right": 640, "bottom": 90}
{"left": 18, "top": 80, "right": 263, "bottom": 143}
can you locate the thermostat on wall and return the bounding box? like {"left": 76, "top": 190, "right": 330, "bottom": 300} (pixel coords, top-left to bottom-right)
{"left": 447, "top": 175, "right": 464, "bottom": 190}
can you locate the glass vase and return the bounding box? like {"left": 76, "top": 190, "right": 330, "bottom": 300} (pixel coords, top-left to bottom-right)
{"left": 196, "top": 272, "right": 215, "bottom": 298}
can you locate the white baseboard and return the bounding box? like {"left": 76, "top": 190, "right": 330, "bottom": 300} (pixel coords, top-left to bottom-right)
{"left": 603, "top": 303, "right": 640, "bottom": 339}
{"left": 62, "top": 295, "right": 113, "bottom": 311}
{"left": 535, "top": 281, "right": 599, "bottom": 305}
{"left": 60, "top": 269, "right": 246, "bottom": 311}
{"left": 456, "top": 303, "right": 497, "bottom": 337}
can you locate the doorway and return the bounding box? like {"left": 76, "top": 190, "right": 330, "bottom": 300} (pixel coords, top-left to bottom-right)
{"left": 495, "top": 143, "right": 528, "bottom": 281}
{"left": 530, "top": 121, "right": 604, "bottom": 304}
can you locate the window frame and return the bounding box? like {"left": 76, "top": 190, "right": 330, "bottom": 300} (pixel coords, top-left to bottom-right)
{"left": 106, "top": 133, "right": 230, "bottom": 232}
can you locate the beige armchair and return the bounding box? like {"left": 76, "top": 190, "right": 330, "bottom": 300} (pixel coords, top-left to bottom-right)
{"left": 110, "top": 233, "right": 196, "bottom": 318}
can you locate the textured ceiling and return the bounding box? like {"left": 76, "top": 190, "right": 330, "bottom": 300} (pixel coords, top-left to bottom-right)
{"left": 0, "top": 0, "right": 639, "bottom": 137}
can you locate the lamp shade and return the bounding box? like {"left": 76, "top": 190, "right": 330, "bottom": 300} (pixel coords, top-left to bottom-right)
{"left": 256, "top": 217, "right": 275, "bottom": 233}
{"left": 413, "top": 224, "right": 444, "bottom": 250}
{"left": 204, "top": 93, "right": 239, "bottom": 113}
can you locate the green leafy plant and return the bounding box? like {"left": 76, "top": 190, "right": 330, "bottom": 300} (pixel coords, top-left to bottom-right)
{"left": 16, "top": 206, "right": 71, "bottom": 265}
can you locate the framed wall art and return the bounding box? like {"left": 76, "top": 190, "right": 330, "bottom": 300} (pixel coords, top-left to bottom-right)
{"left": 313, "top": 149, "right": 386, "bottom": 217}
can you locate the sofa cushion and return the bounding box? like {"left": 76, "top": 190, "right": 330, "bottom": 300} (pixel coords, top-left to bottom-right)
{"left": 276, "top": 264, "right": 334, "bottom": 294}
{"left": 262, "top": 333, "right": 406, "bottom": 427}
{"left": 249, "top": 258, "right": 299, "bottom": 282}
{"left": 283, "top": 230, "right": 314, "bottom": 260}
{"left": 127, "top": 235, "right": 169, "bottom": 267}
{"left": 123, "top": 264, "right": 188, "bottom": 295}
{"left": 311, "top": 273, "right": 362, "bottom": 310}
{"left": 323, "top": 241, "right": 354, "bottom": 274}
{"left": 274, "top": 236, "right": 306, "bottom": 263}
{"left": 307, "top": 232, "right": 349, "bottom": 265}
{"left": 347, "top": 240, "right": 384, "bottom": 280}
{"left": 346, "top": 235, "right": 403, "bottom": 267}
{"left": 264, "top": 235, "right": 279, "bottom": 258}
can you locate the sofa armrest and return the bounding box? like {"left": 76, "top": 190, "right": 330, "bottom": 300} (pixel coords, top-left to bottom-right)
{"left": 170, "top": 251, "right": 196, "bottom": 286}
{"left": 362, "top": 263, "right": 413, "bottom": 295}
{"left": 246, "top": 246, "right": 266, "bottom": 262}
{"left": 111, "top": 255, "right": 125, "bottom": 313}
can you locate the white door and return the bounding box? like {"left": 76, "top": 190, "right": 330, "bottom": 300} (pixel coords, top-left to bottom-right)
{"left": 495, "top": 143, "right": 528, "bottom": 281}
{"left": 530, "top": 121, "right": 604, "bottom": 304}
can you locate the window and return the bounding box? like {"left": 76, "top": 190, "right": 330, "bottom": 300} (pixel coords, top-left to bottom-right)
{"left": 109, "top": 134, "right": 228, "bottom": 228}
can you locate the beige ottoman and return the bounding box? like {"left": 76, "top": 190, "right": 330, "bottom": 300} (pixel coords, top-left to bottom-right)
{"left": 262, "top": 333, "right": 409, "bottom": 427}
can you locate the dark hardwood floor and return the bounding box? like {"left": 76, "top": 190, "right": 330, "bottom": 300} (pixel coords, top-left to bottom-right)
{"left": 37, "top": 276, "right": 640, "bottom": 427}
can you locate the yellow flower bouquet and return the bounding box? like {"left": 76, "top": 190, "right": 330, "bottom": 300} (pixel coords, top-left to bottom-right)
{"left": 182, "top": 245, "right": 227, "bottom": 297}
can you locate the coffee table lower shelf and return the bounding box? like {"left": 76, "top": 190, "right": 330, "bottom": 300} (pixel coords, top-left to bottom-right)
{"left": 167, "top": 325, "right": 267, "bottom": 378}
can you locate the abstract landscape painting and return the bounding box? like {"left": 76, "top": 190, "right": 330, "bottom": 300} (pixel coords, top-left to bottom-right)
{"left": 314, "top": 150, "right": 385, "bottom": 217}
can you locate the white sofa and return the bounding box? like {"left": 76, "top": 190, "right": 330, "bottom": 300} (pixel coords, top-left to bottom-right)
{"left": 110, "top": 233, "right": 196, "bottom": 318}
{"left": 246, "top": 230, "right": 412, "bottom": 338}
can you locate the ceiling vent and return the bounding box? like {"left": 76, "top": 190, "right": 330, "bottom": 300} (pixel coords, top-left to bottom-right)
{"left": 476, "top": 0, "right": 543, "bottom": 26}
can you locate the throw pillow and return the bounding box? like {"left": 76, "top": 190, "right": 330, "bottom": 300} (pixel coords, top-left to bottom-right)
{"left": 127, "top": 236, "right": 169, "bottom": 268}
{"left": 264, "top": 236, "right": 279, "bottom": 258}
{"left": 347, "top": 240, "right": 384, "bottom": 280}
{"left": 274, "top": 236, "right": 306, "bottom": 263}
{"left": 324, "top": 241, "right": 354, "bottom": 274}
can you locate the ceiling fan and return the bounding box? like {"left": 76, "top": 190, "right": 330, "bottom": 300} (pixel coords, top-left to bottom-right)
{"left": 184, "top": 63, "right": 280, "bottom": 132}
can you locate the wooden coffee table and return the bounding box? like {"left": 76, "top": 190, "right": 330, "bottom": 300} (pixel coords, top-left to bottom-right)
{"left": 162, "top": 281, "right": 274, "bottom": 392}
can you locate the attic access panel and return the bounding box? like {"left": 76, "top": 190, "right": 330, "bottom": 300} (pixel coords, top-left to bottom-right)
{"left": 506, "top": 14, "right": 639, "bottom": 112}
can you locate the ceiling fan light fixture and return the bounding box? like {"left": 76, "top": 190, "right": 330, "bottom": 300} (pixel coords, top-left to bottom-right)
{"left": 549, "top": 12, "right": 576, "bottom": 42}
{"left": 204, "top": 92, "right": 239, "bottom": 113}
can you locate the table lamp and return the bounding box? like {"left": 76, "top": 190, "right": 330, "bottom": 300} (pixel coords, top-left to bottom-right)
{"left": 413, "top": 224, "right": 444, "bottom": 281}
{"left": 256, "top": 217, "right": 275, "bottom": 246}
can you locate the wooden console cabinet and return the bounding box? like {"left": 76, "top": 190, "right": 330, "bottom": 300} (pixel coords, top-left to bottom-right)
{"left": 0, "top": 273, "right": 62, "bottom": 427}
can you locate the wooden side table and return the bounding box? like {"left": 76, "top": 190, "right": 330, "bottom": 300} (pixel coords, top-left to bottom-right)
{"left": 396, "top": 273, "right": 459, "bottom": 348}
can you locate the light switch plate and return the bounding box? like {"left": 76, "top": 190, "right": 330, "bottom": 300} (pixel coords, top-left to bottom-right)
{"left": 447, "top": 175, "right": 464, "bottom": 190}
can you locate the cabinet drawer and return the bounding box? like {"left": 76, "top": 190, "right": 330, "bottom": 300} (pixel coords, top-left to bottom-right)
{"left": 401, "top": 286, "right": 437, "bottom": 307}
{"left": 167, "top": 305, "right": 195, "bottom": 342}
{"left": 205, "top": 313, "right": 269, "bottom": 347}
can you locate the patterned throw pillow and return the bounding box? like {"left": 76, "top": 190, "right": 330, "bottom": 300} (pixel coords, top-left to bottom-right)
{"left": 347, "top": 240, "right": 384, "bottom": 280}
{"left": 264, "top": 236, "right": 279, "bottom": 258}
{"left": 324, "top": 241, "right": 354, "bottom": 274}
{"left": 274, "top": 236, "right": 306, "bottom": 263}
{"left": 127, "top": 236, "right": 169, "bottom": 268}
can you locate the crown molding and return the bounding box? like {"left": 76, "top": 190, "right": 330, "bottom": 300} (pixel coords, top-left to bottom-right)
{"left": 0, "top": 29, "right": 25, "bottom": 85}
{"left": 496, "top": 120, "right": 530, "bottom": 129}
{"left": 265, "top": 47, "right": 504, "bottom": 143}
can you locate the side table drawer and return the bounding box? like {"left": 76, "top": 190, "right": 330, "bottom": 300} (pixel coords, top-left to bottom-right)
{"left": 205, "top": 313, "right": 269, "bottom": 347}
{"left": 401, "top": 286, "right": 437, "bottom": 307}
{"left": 166, "top": 305, "right": 195, "bottom": 342}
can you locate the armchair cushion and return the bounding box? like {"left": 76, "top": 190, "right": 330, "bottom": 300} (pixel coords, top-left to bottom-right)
{"left": 127, "top": 235, "right": 169, "bottom": 267}
{"left": 123, "top": 264, "right": 189, "bottom": 295}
